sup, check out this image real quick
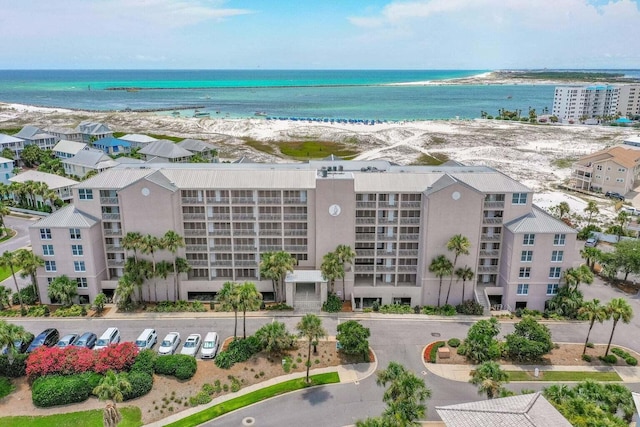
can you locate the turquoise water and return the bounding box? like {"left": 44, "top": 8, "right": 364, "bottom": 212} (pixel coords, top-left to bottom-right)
{"left": 0, "top": 69, "right": 634, "bottom": 120}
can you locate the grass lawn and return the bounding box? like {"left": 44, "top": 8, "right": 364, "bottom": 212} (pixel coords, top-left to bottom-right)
{"left": 0, "top": 406, "right": 142, "bottom": 427}
{"left": 0, "top": 265, "right": 14, "bottom": 282}
{"left": 506, "top": 370, "right": 622, "bottom": 382}
{"left": 167, "top": 372, "right": 340, "bottom": 427}
{"left": 0, "top": 228, "right": 16, "bottom": 243}
{"left": 278, "top": 140, "right": 359, "bottom": 160}
{"left": 0, "top": 377, "right": 14, "bottom": 399}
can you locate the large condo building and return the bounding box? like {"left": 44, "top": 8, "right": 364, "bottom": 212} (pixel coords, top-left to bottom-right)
{"left": 29, "top": 160, "right": 578, "bottom": 312}
{"left": 552, "top": 84, "right": 640, "bottom": 121}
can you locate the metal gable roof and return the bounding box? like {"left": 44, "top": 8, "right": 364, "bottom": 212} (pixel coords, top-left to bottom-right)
{"left": 139, "top": 140, "right": 193, "bottom": 159}
{"left": 10, "top": 170, "right": 78, "bottom": 190}
{"left": 29, "top": 205, "right": 99, "bottom": 229}
{"left": 505, "top": 206, "right": 577, "bottom": 234}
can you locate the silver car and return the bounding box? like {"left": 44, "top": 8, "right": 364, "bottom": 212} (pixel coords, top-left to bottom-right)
{"left": 180, "top": 334, "right": 202, "bottom": 357}
{"left": 158, "top": 332, "right": 181, "bottom": 355}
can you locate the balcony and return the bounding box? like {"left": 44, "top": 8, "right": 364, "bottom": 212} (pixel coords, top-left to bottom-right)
{"left": 398, "top": 249, "right": 419, "bottom": 256}
{"left": 107, "top": 259, "right": 125, "bottom": 267}
{"left": 477, "top": 265, "right": 498, "bottom": 273}
{"left": 103, "top": 229, "right": 122, "bottom": 236}
{"left": 401, "top": 201, "right": 421, "bottom": 208}
{"left": 183, "top": 213, "right": 205, "bottom": 220}
{"left": 284, "top": 230, "right": 307, "bottom": 236}
{"left": 182, "top": 197, "right": 203, "bottom": 204}
{"left": 378, "top": 217, "right": 398, "bottom": 224}
{"left": 283, "top": 214, "right": 307, "bottom": 221}
{"left": 206, "top": 197, "right": 230, "bottom": 204}
{"left": 479, "top": 249, "right": 500, "bottom": 257}
{"left": 355, "top": 249, "right": 374, "bottom": 256}
{"left": 207, "top": 214, "right": 230, "bottom": 220}
{"left": 188, "top": 259, "right": 209, "bottom": 266}
{"left": 399, "top": 234, "right": 419, "bottom": 241}
{"left": 258, "top": 229, "right": 281, "bottom": 236}
{"left": 283, "top": 198, "right": 306, "bottom": 205}
{"left": 397, "top": 265, "right": 418, "bottom": 272}
{"left": 210, "top": 245, "right": 232, "bottom": 252}
{"left": 356, "top": 217, "right": 376, "bottom": 225}
{"left": 210, "top": 260, "right": 233, "bottom": 266}
{"left": 208, "top": 229, "right": 231, "bottom": 236}
{"left": 100, "top": 197, "right": 118, "bottom": 205}
{"left": 232, "top": 230, "right": 256, "bottom": 236}
{"left": 377, "top": 250, "right": 396, "bottom": 257}
{"left": 232, "top": 197, "right": 255, "bottom": 204}
{"left": 356, "top": 234, "right": 376, "bottom": 241}
{"left": 399, "top": 217, "right": 420, "bottom": 224}
{"left": 184, "top": 229, "right": 207, "bottom": 236}
{"left": 354, "top": 265, "right": 375, "bottom": 272}
{"left": 483, "top": 200, "right": 505, "bottom": 209}
{"left": 483, "top": 217, "right": 503, "bottom": 225}
{"left": 377, "top": 234, "right": 397, "bottom": 241}
{"left": 257, "top": 198, "right": 282, "bottom": 204}
{"left": 356, "top": 201, "right": 376, "bottom": 208}
{"left": 105, "top": 245, "right": 125, "bottom": 252}
{"left": 377, "top": 265, "right": 396, "bottom": 272}
{"left": 186, "top": 245, "right": 207, "bottom": 252}
{"left": 258, "top": 214, "right": 281, "bottom": 220}
{"left": 102, "top": 213, "right": 121, "bottom": 220}
{"left": 284, "top": 245, "right": 307, "bottom": 252}
{"left": 481, "top": 234, "right": 502, "bottom": 241}
{"left": 234, "top": 245, "right": 257, "bottom": 251}
{"left": 235, "top": 260, "right": 258, "bottom": 266}
{"left": 232, "top": 214, "right": 256, "bottom": 221}
{"left": 378, "top": 201, "right": 398, "bottom": 208}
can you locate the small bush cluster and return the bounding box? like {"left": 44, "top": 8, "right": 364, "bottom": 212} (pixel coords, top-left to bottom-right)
{"left": 148, "top": 300, "right": 207, "bottom": 313}
{"left": 154, "top": 355, "right": 197, "bottom": 380}
{"left": 424, "top": 341, "right": 445, "bottom": 363}
{"left": 582, "top": 354, "right": 592, "bottom": 362}
{"left": 51, "top": 304, "right": 87, "bottom": 317}
{"left": 32, "top": 372, "right": 100, "bottom": 407}
{"left": 122, "top": 371, "right": 154, "bottom": 401}
{"left": 455, "top": 300, "right": 484, "bottom": 315}
{"left": 189, "top": 390, "right": 212, "bottom": 406}
{"left": 12, "top": 285, "right": 38, "bottom": 306}
{"left": 514, "top": 308, "right": 544, "bottom": 319}
{"left": 215, "top": 336, "right": 262, "bottom": 369}
{"left": 26, "top": 305, "right": 49, "bottom": 317}
{"left": 0, "top": 354, "right": 28, "bottom": 377}
{"left": 265, "top": 303, "right": 294, "bottom": 311}
{"left": 599, "top": 354, "right": 618, "bottom": 364}
{"left": 611, "top": 348, "right": 638, "bottom": 366}
{"left": 321, "top": 292, "right": 342, "bottom": 313}
{"left": 26, "top": 342, "right": 138, "bottom": 380}
{"left": 421, "top": 304, "right": 457, "bottom": 316}
{"left": 378, "top": 304, "right": 413, "bottom": 314}
{"left": 447, "top": 338, "right": 461, "bottom": 348}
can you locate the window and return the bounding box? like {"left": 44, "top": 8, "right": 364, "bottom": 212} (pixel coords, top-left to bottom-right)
{"left": 70, "top": 228, "right": 81, "bottom": 240}
{"left": 47, "top": 277, "right": 54, "bottom": 285}
{"left": 517, "top": 284, "right": 529, "bottom": 295}
{"left": 549, "top": 267, "right": 562, "bottom": 278}
{"left": 74, "top": 261, "right": 86, "bottom": 272}
{"left": 618, "top": 168, "right": 626, "bottom": 172}
{"left": 78, "top": 189, "right": 93, "bottom": 200}
{"left": 76, "top": 278, "right": 88, "bottom": 288}
{"left": 40, "top": 228, "right": 52, "bottom": 240}
{"left": 616, "top": 178, "right": 624, "bottom": 183}
{"left": 71, "top": 244, "right": 83, "bottom": 256}
{"left": 42, "top": 245, "right": 54, "bottom": 256}
{"left": 44, "top": 261, "right": 56, "bottom": 272}
{"left": 521, "top": 250, "right": 533, "bottom": 262}
{"left": 547, "top": 284, "right": 559, "bottom": 295}
{"left": 596, "top": 165, "right": 603, "bottom": 171}
{"left": 523, "top": 234, "right": 535, "bottom": 245}
{"left": 519, "top": 267, "right": 531, "bottom": 278}
{"left": 553, "top": 234, "right": 566, "bottom": 246}
{"left": 551, "top": 250, "right": 564, "bottom": 262}
{"left": 512, "top": 193, "right": 528, "bottom": 205}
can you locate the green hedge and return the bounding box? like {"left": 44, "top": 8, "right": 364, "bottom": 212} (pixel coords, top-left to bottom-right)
{"left": 130, "top": 350, "right": 156, "bottom": 376}
{"left": 0, "top": 354, "right": 28, "bottom": 377}
{"left": 321, "top": 293, "right": 342, "bottom": 312}
{"left": 122, "top": 371, "right": 153, "bottom": 401}
{"left": 154, "top": 355, "right": 197, "bottom": 380}
{"left": 214, "top": 337, "right": 262, "bottom": 369}
{"left": 32, "top": 373, "right": 100, "bottom": 407}
{"left": 447, "top": 338, "right": 461, "bottom": 348}
{"left": 599, "top": 354, "right": 618, "bottom": 364}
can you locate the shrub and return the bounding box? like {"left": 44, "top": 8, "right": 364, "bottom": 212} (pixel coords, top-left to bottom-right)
{"left": 379, "top": 304, "right": 413, "bottom": 314}
{"left": 93, "top": 342, "right": 138, "bottom": 374}
{"left": 424, "top": 341, "right": 445, "bottom": 363}
{"left": 0, "top": 354, "right": 28, "bottom": 377}
{"left": 611, "top": 348, "right": 625, "bottom": 357}
{"left": 130, "top": 350, "right": 156, "bottom": 376}
{"left": 93, "top": 293, "right": 107, "bottom": 314}
{"left": 51, "top": 304, "right": 85, "bottom": 317}
{"left": 625, "top": 357, "right": 638, "bottom": 366}
{"left": 202, "top": 383, "right": 215, "bottom": 395}
{"left": 582, "top": 354, "right": 592, "bottom": 362}
{"left": 599, "top": 355, "right": 618, "bottom": 364}
{"left": 32, "top": 373, "right": 94, "bottom": 407}
{"left": 336, "top": 320, "right": 371, "bottom": 362}
{"left": 322, "top": 292, "right": 342, "bottom": 312}
{"left": 26, "top": 305, "right": 48, "bottom": 317}
{"left": 12, "top": 285, "right": 38, "bottom": 306}
{"left": 504, "top": 317, "right": 553, "bottom": 362}
{"left": 586, "top": 342, "right": 595, "bottom": 349}
{"left": 175, "top": 359, "right": 197, "bottom": 380}
{"left": 455, "top": 300, "right": 484, "bottom": 315}
{"left": 155, "top": 354, "right": 197, "bottom": 380}
{"left": 215, "top": 336, "right": 262, "bottom": 369}
{"left": 189, "top": 390, "right": 212, "bottom": 406}
{"left": 372, "top": 300, "right": 380, "bottom": 312}
{"left": 265, "top": 303, "right": 294, "bottom": 311}
{"left": 447, "top": 338, "right": 461, "bottom": 348}
{"left": 459, "top": 317, "right": 501, "bottom": 363}
{"left": 122, "top": 371, "right": 153, "bottom": 400}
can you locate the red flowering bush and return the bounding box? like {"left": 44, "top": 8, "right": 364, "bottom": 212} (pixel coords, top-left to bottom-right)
{"left": 27, "top": 342, "right": 138, "bottom": 380}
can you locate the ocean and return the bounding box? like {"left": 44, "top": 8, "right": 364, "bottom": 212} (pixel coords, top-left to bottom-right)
{"left": 0, "top": 69, "right": 638, "bottom": 120}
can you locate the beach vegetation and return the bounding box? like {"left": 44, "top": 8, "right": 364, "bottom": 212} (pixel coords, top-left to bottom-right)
{"left": 551, "top": 157, "right": 576, "bottom": 168}
{"left": 242, "top": 138, "right": 276, "bottom": 155}
{"left": 278, "top": 140, "right": 359, "bottom": 160}
{"left": 412, "top": 153, "right": 449, "bottom": 166}
{"left": 0, "top": 128, "right": 22, "bottom": 136}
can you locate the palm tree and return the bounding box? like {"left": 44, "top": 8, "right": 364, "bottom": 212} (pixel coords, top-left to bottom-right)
{"left": 446, "top": 234, "right": 471, "bottom": 305}
{"left": 237, "top": 282, "right": 262, "bottom": 339}
{"left": 93, "top": 370, "right": 132, "bottom": 427}
{"left": 139, "top": 234, "right": 163, "bottom": 301}
{"left": 562, "top": 265, "right": 594, "bottom": 293}
{"left": 469, "top": 361, "right": 509, "bottom": 399}
{"left": 578, "top": 299, "right": 608, "bottom": 355}
{"left": 375, "top": 361, "right": 432, "bottom": 425}
{"left": 124, "top": 257, "right": 151, "bottom": 304}
{"left": 216, "top": 281, "right": 241, "bottom": 338}
{"left": 173, "top": 257, "right": 190, "bottom": 301}
{"left": 122, "top": 231, "right": 143, "bottom": 262}
{"left": 297, "top": 314, "right": 327, "bottom": 383}
{"left": 580, "top": 246, "right": 602, "bottom": 271}
{"left": 254, "top": 321, "right": 294, "bottom": 356}
{"left": 584, "top": 201, "right": 599, "bottom": 225}
{"left": 616, "top": 211, "right": 629, "bottom": 242}
{"left": 0, "top": 320, "right": 31, "bottom": 361}
{"left": 161, "top": 230, "right": 185, "bottom": 301}
{"left": 115, "top": 273, "right": 135, "bottom": 309}
{"left": 557, "top": 201, "right": 570, "bottom": 219}
{"left": 335, "top": 245, "right": 356, "bottom": 301}
{"left": 155, "top": 260, "right": 173, "bottom": 302}
{"left": 455, "top": 265, "right": 474, "bottom": 302}
{"left": 543, "top": 384, "right": 575, "bottom": 404}
{"left": 48, "top": 275, "right": 78, "bottom": 306}
{"left": 604, "top": 298, "right": 633, "bottom": 356}
{"left": 321, "top": 251, "right": 343, "bottom": 295}
{"left": 16, "top": 249, "right": 44, "bottom": 304}
{"left": 0, "top": 286, "right": 11, "bottom": 310}
{"left": 259, "top": 251, "right": 296, "bottom": 303}
{"left": 0, "top": 202, "right": 9, "bottom": 235}
{"left": 0, "top": 251, "right": 24, "bottom": 312}
{"left": 429, "top": 255, "right": 453, "bottom": 307}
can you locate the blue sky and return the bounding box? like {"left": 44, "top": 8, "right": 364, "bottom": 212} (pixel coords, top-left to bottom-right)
{"left": 0, "top": 0, "right": 639, "bottom": 69}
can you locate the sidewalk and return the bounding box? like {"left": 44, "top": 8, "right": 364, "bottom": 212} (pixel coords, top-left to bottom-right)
{"left": 147, "top": 353, "right": 378, "bottom": 427}
{"left": 425, "top": 362, "right": 640, "bottom": 383}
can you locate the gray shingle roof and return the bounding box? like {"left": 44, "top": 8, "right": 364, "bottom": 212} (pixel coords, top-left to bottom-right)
{"left": 53, "top": 140, "right": 87, "bottom": 155}
{"left": 118, "top": 134, "right": 157, "bottom": 143}
{"left": 75, "top": 168, "right": 154, "bottom": 189}
{"left": 29, "top": 205, "right": 99, "bottom": 229}
{"left": 62, "top": 149, "right": 113, "bottom": 167}
{"left": 139, "top": 140, "right": 193, "bottom": 159}
{"left": 9, "top": 170, "right": 78, "bottom": 190}
{"left": 0, "top": 134, "right": 24, "bottom": 144}
{"left": 505, "top": 206, "right": 577, "bottom": 234}
{"left": 436, "top": 392, "right": 572, "bottom": 427}
{"left": 177, "top": 139, "right": 217, "bottom": 153}
{"left": 76, "top": 121, "right": 112, "bottom": 135}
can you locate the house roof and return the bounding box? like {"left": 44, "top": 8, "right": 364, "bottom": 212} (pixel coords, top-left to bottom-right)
{"left": 62, "top": 149, "right": 115, "bottom": 168}
{"left": 139, "top": 140, "right": 193, "bottom": 159}
{"left": 504, "top": 205, "right": 577, "bottom": 234}
{"left": 94, "top": 137, "right": 131, "bottom": 148}
{"left": 9, "top": 170, "right": 78, "bottom": 190}
{"left": 14, "top": 125, "right": 56, "bottom": 141}
{"left": 45, "top": 126, "right": 80, "bottom": 135}
{"left": 436, "top": 392, "right": 572, "bottom": 427}
{"left": 578, "top": 145, "right": 640, "bottom": 169}
{"left": 76, "top": 121, "right": 112, "bottom": 135}
{"left": 118, "top": 134, "right": 157, "bottom": 143}
{"left": 0, "top": 134, "right": 24, "bottom": 144}
{"left": 53, "top": 140, "right": 87, "bottom": 155}
{"left": 29, "top": 205, "right": 99, "bottom": 229}
{"left": 75, "top": 168, "right": 155, "bottom": 189}
{"left": 177, "top": 139, "right": 217, "bottom": 153}
{"left": 113, "top": 157, "right": 145, "bottom": 164}
{"left": 0, "top": 156, "right": 13, "bottom": 164}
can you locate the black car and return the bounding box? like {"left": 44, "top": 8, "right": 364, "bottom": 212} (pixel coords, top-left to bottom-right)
{"left": 26, "top": 328, "right": 60, "bottom": 353}
{"left": 73, "top": 332, "right": 97, "bottom": 349}
{"left": 605, "top": 191, "right": 625, "bottom": 201}
{"left": 1, "top": 332, "right": 35, "bottom": 354}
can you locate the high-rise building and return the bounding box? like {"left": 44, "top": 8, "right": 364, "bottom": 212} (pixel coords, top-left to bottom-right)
{"left": 552, "top": 84, "right": 640, "bottom": 121}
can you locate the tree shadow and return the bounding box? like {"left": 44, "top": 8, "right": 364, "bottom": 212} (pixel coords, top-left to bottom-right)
{"left": 301, "top": 386, "right": 332, "bottom": 405}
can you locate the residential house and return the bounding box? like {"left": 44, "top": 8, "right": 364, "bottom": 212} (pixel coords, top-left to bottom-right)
{"left": 118, "top": 134, "right": 157, "bottom": 150}
{"left": 29, "top": 160, "right": 578, "bottom": 311}
{"left": 62, "top": 149, "right": 118, "bottom": 178}
{"left": 571, "top": 142, "right": 640, "bottom": 195}
{"left": 0, "top": 157, "right": 15, "bottom": 185}
{"left": 0, "top": 134, "right": 25, "bottom": 160}
{"left": 14, "top": 125, "right": 59, "bottom": 152}
{"left": 45, "top": 126, "right": 83, "bottom": 143}
{"left": 53, "top": 140, "right": 88, "bottom": 159}
{"left": 75, "top": 121, "right": 113, "bottom": 144}
{"left": 9, "top": 169, "right": 78, "bottom": 206}
{"left": 177, "top": 139, "right": 218, "bottom": 161}
{"left": 92, "top": 137, "right": 131, "bottom": 156}
{"left": 138, "top": 140, "right": 193, "bottom": 163}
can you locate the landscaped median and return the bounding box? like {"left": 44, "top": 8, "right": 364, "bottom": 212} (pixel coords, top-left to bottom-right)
{"left": 505, "top": 370, "right": 622, "bottom": 382}
{"left": 0, "top": 407, "right": 142, "bottom": 427}
{"left": 164, "top": 372, "right": 340, "bottom": 427}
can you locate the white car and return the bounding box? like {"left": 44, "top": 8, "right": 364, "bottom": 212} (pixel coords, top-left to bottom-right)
{"left": 180, "top": 334, "right": 202, "bottom": 356}
{"left": 158, "top": 332, "right": 181, "bottom": 355}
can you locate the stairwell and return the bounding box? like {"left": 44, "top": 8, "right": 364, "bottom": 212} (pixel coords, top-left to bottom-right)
{"left": 474, "top": 284, "right": 491, "bottom": 315}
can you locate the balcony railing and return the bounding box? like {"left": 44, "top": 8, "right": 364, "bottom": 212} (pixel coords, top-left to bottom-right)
{"left": 210, "top": 245, "right": 232, "bottom": 251}
{"left": 356, "top": 217, "right": 376, "bottom": 224}
{"left": 258, "top": 214, "right": 281, "bottom": 220}
{"left": 257, "top": 198, "right": 282, "bottom": 204}
{"left": 377, "top": 265, "right": 396, "bottom": 272}
{"left": 103, "top": 229, "right": 122, "bottom": 236}
{"left": 207, "top": 230, "right": 231, "bottom": 236}
{"left": 105, "top": 245, "right": 125, "bottom": 252}
{"left": 397, "top": 265, "right": 418, "bottom": 272}
{"left": 399, "top": 234, "right": 419, "bottom": 241}
{"left": 284, "top": 230, "right": 307, "bottom": 236}
{"left": 483, "top": 217, "right": 503, "bottom": 225}
{"left": 398, "top": 249, "right": 419, "bottom": 256}
{"left": 483, "top": 200, "right": 505, "bottom": 208}
{"left": 232, "top": 214, "right": 256, "bottom": 220}
{"left": 356, "top": 201, "right": 376, "bottom": 208}
{"left": 188, "top": 259, "right": 209, "bottom": 266}
{"left": 234, "top": 245, "right": 257, "bottom": 251}
{"left": 378, "top": 217, "right": 398, "bottom": 224}
{"left": 283, "top": 198, "right": 306, "bottom": 204}
{"left": 354, "top": 265, "right": 375, "bottom": 272}
{"left": 100, "top": 197, "right": 118, "bottom": 205}
{"left": 283, "top": 214, "right": 307, "bottom": 221}
{"left": 258, "top": 230, "right": 281, "bottom": 236}
{"left": 356, "top": 234, "right": 376, "bottom": 241}
{"left": 399, "top": 217, "right": 420, "bottom": 224}
{"left": 233, "top": 230, "right": 257, "bottom": 236}
{"left": 481, "top": 234, "right": 502, "bottom": 241}
{"left": 477, "top": 265, "right": 499, "bottom": 273}
{"left": 207, "top": 214, "right": 230, "bottom": 220}
{"left": 210, "top": 260, "right": 232, "bottom": 266}
{"left": 284, "top": 245, "right": 307, "bottom": 252}
{"left": 186, "top": 245, "right": 207, "bottom": 252}
{"left": 107, "top": 259, "right": 125, "bottom": 267}
{"left": 206, "top": 197, "right": 230, "bottom": 204}
{"left": 479, "top": 250, "right": 500, "bottom": 257}
{"left": 378, "top": 201, "right": 398, "bottom": 208}
{"left": 355, "top": 249, "right": 374, "bottom": 256}
{"left": 401, "top": 201, "right": 421, "bottom": 208}
{"left": 185, "top": 229, "right": 207, "bottom": 236}
{"left": 377, "top": 234, "right": 397, "bottom": 241}
{"left": 102, "top": 213, "right": 121, "bottom": 220}
{"left": 235, "top": 260, "right": 258, "bottom": 266}
{"left": 183, "top": 213, "right": 205, "bottom": 220}
{"left": 232, "top": 197, "right": 255, "bottom": 204}
{"left": 182, "top": 197, "right": 203, "bottom": 204}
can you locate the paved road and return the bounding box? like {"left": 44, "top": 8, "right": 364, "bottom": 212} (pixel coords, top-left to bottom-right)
{"left": 0, "top": 214, "right": 36, "bottom": 253}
